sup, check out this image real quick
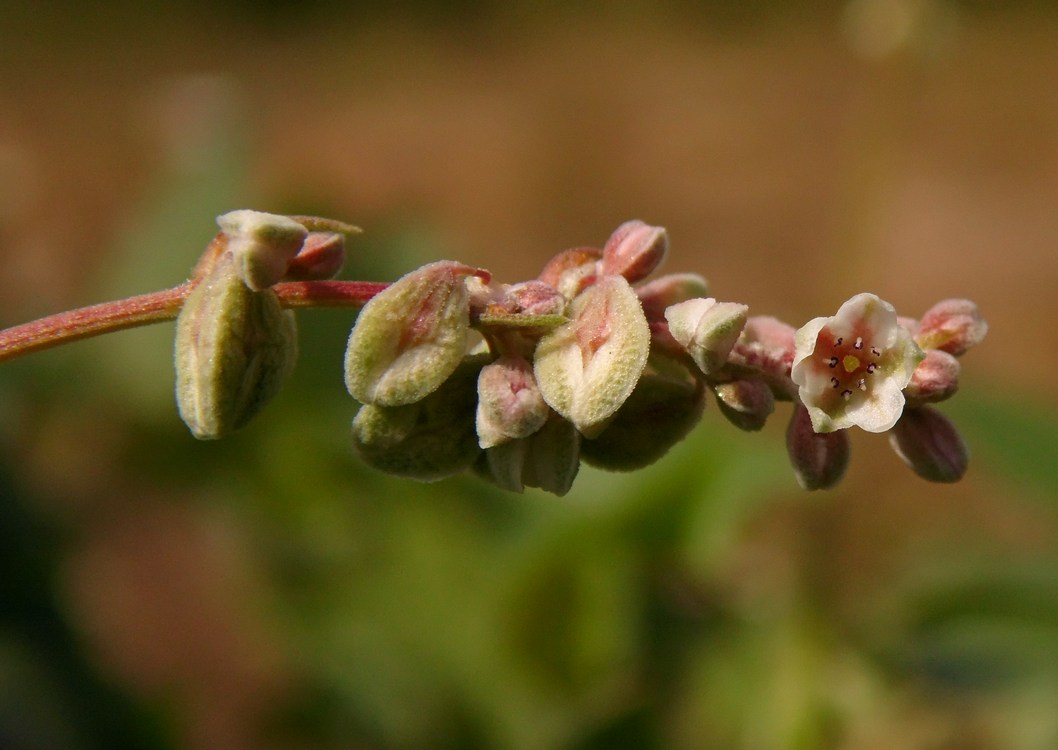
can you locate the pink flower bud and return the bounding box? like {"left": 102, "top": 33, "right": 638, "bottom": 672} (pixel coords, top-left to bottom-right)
{"left": 533, "top": 275, "right": 650, "bottom": 437}
{"left": 538, "top": 246, "right": 601, "bottom": 300}
{"left": 888, "top": 406, "right": 968, "bottom": 483}
{"left": 216, "top": 209, "right": 308, "bottom": 291}
{"left": 635, "top": 273, "right": 710, "bottom": 321}
{"left": 905, "top": 348, "right": 960, "bottom": 404}
{"left": 344, "top": 260, "right": 481, "bottom": 406}
{"left": 502, "top": 280, "right": 567, "bottom": 317}
{"left": 282, "top": 231, "right": 346, "bottom": 281}
{"left": 665, "top": 298, "right": 749, "bottom": 375}
{"left": 914, "top": 298, "right": 988, "bottom": 356}
{"left": 476, "top": 356, "right": 549, "bottom": 449}
{"left": 786, "top": 404, "right": 850, "bottom": 490}
{"left": 714, "top": 379, "right": 775, "bottom": 432}
{"left": 728, "top": 316, "right": 797, "bottom": 392}
{"left": 601, "top": 220, "right": 668, "bottom": 283}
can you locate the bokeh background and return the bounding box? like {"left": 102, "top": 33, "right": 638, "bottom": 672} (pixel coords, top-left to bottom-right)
{"left": 2, "top": 1, "right": 1057, "bottom": 748}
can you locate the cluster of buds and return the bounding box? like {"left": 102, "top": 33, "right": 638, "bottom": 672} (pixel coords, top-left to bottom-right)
{"left": 330, "top": 215, "right": 986, "bottom": 494}
{"left": 5, "top": 209, "right": 982, "bottom": 495}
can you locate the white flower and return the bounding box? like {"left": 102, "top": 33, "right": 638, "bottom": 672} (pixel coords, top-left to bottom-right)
{"left": 791, "top": 293, "right": 923, "bottom": 433}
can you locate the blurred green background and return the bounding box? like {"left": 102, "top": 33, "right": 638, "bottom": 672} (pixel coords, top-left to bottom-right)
{"left": 2, "top": 1, "right": 1057, "bottom": 748}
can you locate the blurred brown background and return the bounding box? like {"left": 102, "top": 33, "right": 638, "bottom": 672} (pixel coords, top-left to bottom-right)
{"left": 1, "top": 1, "right": 1057, "bottom": 749}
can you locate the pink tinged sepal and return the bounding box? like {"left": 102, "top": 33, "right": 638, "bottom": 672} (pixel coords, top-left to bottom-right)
{"left": 915, "top": 298, "right": 988, "bottom": 356}
{"left": 480, "top": 414, "right": 581, "bottom": 496}
{"left": 476, "top": 356, "right": 550, "bottom": 449}
{"left": 344, "top": 261, "right": 480, "bottom": 407}
{"left": 786, "top": 404, "right": 850, "bottom": 490}
{"left": 889, "top": 406, "right": 968, "bottom": 483}
{"left": 664, "top": 298, "right": 749, "bottom": 376}
{"left": 216, "top": 209, "right": 308, "bottom": 291}
{"left": 791, "top": 293, "right": 924, "bottom": 433}
{"left": 351, "top": 356, "right": 484, "bottom": 481}
{"left": 714, "top": 379, "right": 775, "bottom": 432}
{"left": 600, "top": 220, "right": 668, "bottom": 283}
{"left": 533, "top": 275, "right": 650, "bottom": 438}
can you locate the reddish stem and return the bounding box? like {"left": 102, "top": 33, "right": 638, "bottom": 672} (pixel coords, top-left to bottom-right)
{"left": 0, "top": 280, "right": 391, "bottom": 363}
{"left": 272, "top": 280, "right": 390, "bottom": 308}
{"left": 0, "top": 284, "right": 193, "bottom": 362}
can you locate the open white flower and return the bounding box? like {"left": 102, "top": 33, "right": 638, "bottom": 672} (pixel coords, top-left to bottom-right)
{"left": 791, "top": 293, "right": 923, "bottom": 433}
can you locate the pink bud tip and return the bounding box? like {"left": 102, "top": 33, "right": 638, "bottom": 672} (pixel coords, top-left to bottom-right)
{"left": 601, "top": 220, "right": 668, "bottom": 283}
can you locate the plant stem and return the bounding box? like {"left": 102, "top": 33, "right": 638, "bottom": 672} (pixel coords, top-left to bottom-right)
{"left": 0, "top": 284, "right": 193, "bottom": 362}
{"left": 0, "top": 280, "right": 390, "bottom": 363}
{"left": 272, "top": 280, "right": 390, "bottom": 308}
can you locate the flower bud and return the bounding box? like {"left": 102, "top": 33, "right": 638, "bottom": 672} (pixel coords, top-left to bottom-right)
{"left": 534, "top": 275, "right": 650, "bottom": 438}
{"left": 905, "top": 348, "right": 960, "bottom": 404}
{"left": 601, "top": 220, "right": 668, "bottom": 283}
{"left": 345, "top": 261, "right": 480, "bottom": 407}
{"left": 786, "top": 404, "right": 850, "bottom": 490}
{"left": 914, "top": 298, "right": 988, "bottom": 356}
{"left": 502, "top": 281, "right": 567, "bottom": 317}
{"left": 480, "top": 414, "right": 581, "bottom": 495}
{"left": 714, "top": 379, "right": 775, "bottom": 432}
{"left": 538, "top": 246, "right": 601, "bottom": 301}
{"left": 216, "top": 209, "right": 308, "bottom": 291}
{"left": 728, "top": 316, "right": 798, "bottom": 392}
{"left": 888, "top": 406, "right": 968, "bottom": 483}
{"left": 174, "top": 254, "right": 297, "bottom": 439}
{"left": 476, "top": 356, "right": 549, "bottom": 449}
{"left": 476, "top": 281, "right": 568, "bottom": 330}
{"left": 665, "top": 298, "right": 749, "bottom": 376}
{"left": 580, "top": 373, "right": 705, "bottom": 471}
{"left": 282, "top": 232, "right": 346, "bottom": 281}
{"left": 351, "top": 356, "right": 484, "bottom": 481}
{"left": 635, "top": 273, "right": 710, "bottom": 321}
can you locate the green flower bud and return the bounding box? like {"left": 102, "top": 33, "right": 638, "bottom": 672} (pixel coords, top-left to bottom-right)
{"left": 351, "top": 356, "right": 484, "bottom": 481}
{"left": 174, "top": 253, "right": 297, "bottom": 439}
{"left": 580, "top": 372, "right": 705, "bottom": 471}
{"left": 481, "top": 413, "right": 581, "bottom": 496}
{"left": 345, "top": 261, "right": 479, "bottom": 407}
{"left": 665, "top": 297, "right": 749, "bottom": 376}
